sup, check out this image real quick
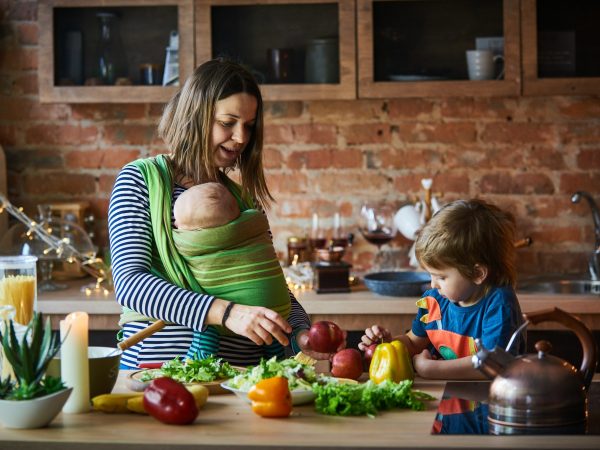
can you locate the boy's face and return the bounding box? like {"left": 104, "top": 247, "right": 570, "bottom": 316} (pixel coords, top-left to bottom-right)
{"left": 422, "top": 263, "right": 485, "bottom": 306}
{"left": 211, "top": 92, "right": 257, "bottom": 169}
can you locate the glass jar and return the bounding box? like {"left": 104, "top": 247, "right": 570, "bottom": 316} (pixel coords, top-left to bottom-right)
{"left": 0, "top": 255, "right": 37, "bottom": 326}
{"left": 96, "top": 12, "right": 127, "bottom": 85}
{"left": 287, "top": 237, "right": 308, "bottom": 266}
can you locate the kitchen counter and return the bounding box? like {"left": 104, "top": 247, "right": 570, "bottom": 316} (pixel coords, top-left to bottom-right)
{"left": 1, "top": 372, "right": 599, "bottom": 450}
{"left": 38, "top": 279, "right": 600, "bottom": 335}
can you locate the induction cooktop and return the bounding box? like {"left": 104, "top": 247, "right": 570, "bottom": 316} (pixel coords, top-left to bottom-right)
{"left": 431, "top": 381, "right": 600, "bottom": 435}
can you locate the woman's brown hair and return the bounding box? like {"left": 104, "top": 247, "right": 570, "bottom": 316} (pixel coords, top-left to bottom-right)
{"left": 415, "top": 199, "right": 517, "bottom": 288}
{"left": 158, "top": 58, "right": 273, "bottom": 208}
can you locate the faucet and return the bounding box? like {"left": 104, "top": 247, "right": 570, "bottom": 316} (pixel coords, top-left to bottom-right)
{"left": 571, "top": 191, "right": 600, "bottom": 280}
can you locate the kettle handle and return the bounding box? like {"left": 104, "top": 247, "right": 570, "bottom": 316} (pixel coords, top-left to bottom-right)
{"left": 524, "top": 307, "right": 598, "bottom": 389}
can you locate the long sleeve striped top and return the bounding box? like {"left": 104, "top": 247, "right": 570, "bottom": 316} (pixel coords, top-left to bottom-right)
{"left": 108, "top": 163, "right": 311, "bottom": 368}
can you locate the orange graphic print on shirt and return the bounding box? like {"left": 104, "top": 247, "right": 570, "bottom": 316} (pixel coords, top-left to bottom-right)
{"left": 417, "top": 296, "right": 479, "bottom": 360}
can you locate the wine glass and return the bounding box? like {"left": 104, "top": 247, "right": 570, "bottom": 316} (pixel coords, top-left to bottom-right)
{"left": 358, "top": 203, "right": 397, "bottom": 272}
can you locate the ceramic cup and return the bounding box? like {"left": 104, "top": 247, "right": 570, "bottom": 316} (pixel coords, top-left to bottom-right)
{"left": 466, "top": 50, "right": 504, "bottom": 80}
{"left": 394, "top": 205, "right": 421, "bottom": 241}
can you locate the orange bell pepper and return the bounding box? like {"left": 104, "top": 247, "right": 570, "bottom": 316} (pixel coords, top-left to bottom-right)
{"left": 369, "top": 340, "right": 414, "bottom": 384}
{"left": 248, "top": 376, "right": 292, "bottom": 418}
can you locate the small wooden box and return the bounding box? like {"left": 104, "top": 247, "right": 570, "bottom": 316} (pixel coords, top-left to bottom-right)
{"left": 313, "top": 261, "right": 352, "bottom": 294}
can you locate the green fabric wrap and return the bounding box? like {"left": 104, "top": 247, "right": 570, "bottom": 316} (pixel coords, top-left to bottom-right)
{"left": 173, "top": 209, "right": 291, "bottom": 336}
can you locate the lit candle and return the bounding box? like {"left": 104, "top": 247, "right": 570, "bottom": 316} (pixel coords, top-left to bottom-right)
{"left": 60, "top": 311, "right": 90, "bottom": 413}
{"left": 333, "top": 213, "right": 340, "bottom": 237}
{"left": 312, "top": 213, "right": 319, "bottom": 237}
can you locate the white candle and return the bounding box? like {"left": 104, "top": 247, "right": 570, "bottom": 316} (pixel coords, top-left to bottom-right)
{"left": 333, "top": 213, "right": 341, "bottom": 237}
{"left": 60, "top": 311, "right": 90, "bottom": 413}
{"left": 312, "top": 213, "right": 319, "bottom": 237}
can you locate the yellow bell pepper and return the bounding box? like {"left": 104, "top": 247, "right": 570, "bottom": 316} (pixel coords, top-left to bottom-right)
{"left": 369, "top": 340, "right": 414, "bottom": 384}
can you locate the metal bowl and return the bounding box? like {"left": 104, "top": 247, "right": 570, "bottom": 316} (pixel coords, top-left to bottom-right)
{"left": 363, "top": 271, "right": 431, "bottom": 297}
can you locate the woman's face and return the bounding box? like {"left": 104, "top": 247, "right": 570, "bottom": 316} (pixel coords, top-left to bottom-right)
{"left": 211, "top": 92, "right": 258, "bottom": 169}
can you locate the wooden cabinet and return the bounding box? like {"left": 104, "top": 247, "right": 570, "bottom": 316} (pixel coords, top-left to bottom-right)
{"left": 195, "top": 0, "right": 357, "bottom": 100}
{"left": 521, "top": 0, "right": 600, "bottom": 96}
{"left": 38, "top": 0, "right": 194, "bottom": 103}
{"left": 357, "top": 0, "right": 521, "bottom": 98}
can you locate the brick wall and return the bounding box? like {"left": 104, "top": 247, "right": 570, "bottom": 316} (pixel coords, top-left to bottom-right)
{"left": 1, "top": 2, "right": 599, "bottom": 276}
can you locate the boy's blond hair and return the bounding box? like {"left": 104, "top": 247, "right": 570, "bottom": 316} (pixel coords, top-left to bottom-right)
{"left": 415, "top": 199, "right": 516, "bottom": 288}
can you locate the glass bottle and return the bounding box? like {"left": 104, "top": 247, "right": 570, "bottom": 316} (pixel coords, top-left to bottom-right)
{"left": 96, "top": 12, "right": 127, "bottom": 85}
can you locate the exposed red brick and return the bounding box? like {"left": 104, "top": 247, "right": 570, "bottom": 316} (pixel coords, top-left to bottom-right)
{"left": 479, "top": 172, "right": 555, "bottom": 195}
{"left": 481, "top": 122, "right": 556, "bottom": 144}
{"left": 576, "top": 148, "right": 600, "bottom": 170}
{"left": 148, "top": 103, "right": 166, "bottom": 118}
{"left": 308, "top": 100, "right": 384, "bottom": 121}
{"left": 537, "top": 251, "right": 588, "bottom": 275}
{"left": 22, "top": 173, "right": 96, "bottom": 196}
{"left": 11, "top": 73, "right": 38, "bottom": 94}
{"left": 379, "top": 147, "right": 445, "bottom": 170}
{"left": 98, "top": 174, "right": 117, "bottom": 193}
{"left": 265, "top": 172, "right": 309, "bottom": 195}
{"left": 287, "top": 148, "right": 362, "bottom": 170}
{"left": 558, "top": 98, "right": 600, "bottom": 119}
{"left": 25, "top": 124, "right": 98, "bottom": 145}
{"left": 71, "top": 104, "right": 147, "bottom": 121}
{"left": 16, "top": 22, "right": 38, "bottom": 45}
{"left": 397, "top": 122, "right": 477, "bottom": 143}
{"left": 340, "top": 123, "right": 390, "bottom": 145}
{"left": 262, "top": 147, "right": 283, "bottom": 169}
{"left": 560, "top": 123, "right": 600, "bottom": 145}
{"left": 0, "top": 47, "right": 37, "bottom": 70}
{"left": 315, "top": 171, "right": 389, "bottom": 194}
{"left": 440, "top": 98, "right": 516, "bottom": 119}
{"left": 103, "top": 124, "right": 157, "bottom": 145}
{"left": 526, "top": 146, "right": 567, "bottom": 170}
{"left": 531, "top": 226, "right": 582, "bottom": 245}
{"left": 0, "top": 124, "right": 17, "bottom": 146}
{"left": 559, "top": 173, "right": 599, "bottom": 194}
{"left": 387, "top": 98, "right": 436, "bottom": 120}
{"left": 264, "top": 101, "right": 303, "bottom": 119}
{"left": 65, "top": 149, "right": 141, "bottom": 169}
{"left": 6, "top": 1, "right": 37, "bottom": 21}
{"left": 264, "top": 123, "right": 337, "bottom": 145}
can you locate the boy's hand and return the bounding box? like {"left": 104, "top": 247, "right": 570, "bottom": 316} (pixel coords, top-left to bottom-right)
{"left": 358, "top": 325, "right": 392, "bottom": 351}
{"left": 412, "top": 349, "right": 433, "bottom": 376}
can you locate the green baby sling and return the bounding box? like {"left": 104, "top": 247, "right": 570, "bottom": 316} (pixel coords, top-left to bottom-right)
{"left": 129, "top": 155, "right": 290, "bottom": 360}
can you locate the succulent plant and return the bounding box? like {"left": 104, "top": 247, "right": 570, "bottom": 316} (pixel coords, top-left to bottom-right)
{"left": 0, "top": 312, "right": 64, "bottom": 400}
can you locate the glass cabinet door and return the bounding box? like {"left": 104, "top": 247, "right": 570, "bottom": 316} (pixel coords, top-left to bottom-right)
{"left": 357, "top": 0, "right": 521, "bottom": 98}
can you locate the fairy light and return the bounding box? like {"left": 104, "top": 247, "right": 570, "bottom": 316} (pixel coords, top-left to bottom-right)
{"left": 0, "top": 193, "right": 112, "bottom": 295}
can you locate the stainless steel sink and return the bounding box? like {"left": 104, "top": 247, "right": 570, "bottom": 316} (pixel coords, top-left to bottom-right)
{"left": 518, "top": 276, "right": 600, "bottom": 295}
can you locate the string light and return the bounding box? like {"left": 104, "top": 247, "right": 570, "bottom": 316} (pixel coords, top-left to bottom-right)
{"left": 0, "top": 193, "right": 112, "bottom": 295}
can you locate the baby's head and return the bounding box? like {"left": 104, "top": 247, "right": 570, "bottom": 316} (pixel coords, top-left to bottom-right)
{"left": 415, "top": 199, "right": 516, "bottom": 288}
{"left": 174, "top": 182, "right": 240, "bottom": 230}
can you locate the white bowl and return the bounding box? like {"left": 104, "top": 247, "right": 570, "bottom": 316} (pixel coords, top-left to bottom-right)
{"left": 220, "top": 380, "right": 316, "bottom": 406}
{"left": 0, "top": 387, "right": 72, "bottom": 429}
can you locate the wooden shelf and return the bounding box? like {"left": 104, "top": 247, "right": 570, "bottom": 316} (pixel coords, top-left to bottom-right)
{"left": 357, "top": 0, "right": 521, "bottom": 98}
{"left": 195, "top": 0, "right": 357, "bottom": 101}
{"left": 521, "top": 0, "right": 600, "bottom": 96}
{"left": 38, "top": 0, "right": 194, "bottom": 103}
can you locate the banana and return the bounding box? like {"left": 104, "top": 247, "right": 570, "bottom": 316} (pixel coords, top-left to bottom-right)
{"left": 123, "top": 384, "right": 209, "bottom": 415}
{"left": 92, "top": 393, "right": 143, "bottom": 413}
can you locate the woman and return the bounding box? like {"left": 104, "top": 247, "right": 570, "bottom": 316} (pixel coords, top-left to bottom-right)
{"left": 108, "top": 59, "right": 329, "bottom": 369}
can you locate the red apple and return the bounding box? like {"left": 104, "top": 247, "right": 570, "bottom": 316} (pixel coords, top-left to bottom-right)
{"left": 331, "top": 348, "right": 363, "bottom": 380}
{"left": 308, "top": 320, "right": 344, "bottom": 353}
{"left": 363, "top": 343, "right": 378, "bottom": 366}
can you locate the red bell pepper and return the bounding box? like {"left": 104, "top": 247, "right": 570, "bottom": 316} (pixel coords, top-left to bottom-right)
{"left": 143, "top": 377, "right": 198, "bottom": 425}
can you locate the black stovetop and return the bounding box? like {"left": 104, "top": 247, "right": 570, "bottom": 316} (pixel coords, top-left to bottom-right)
{"left": 431, "top": 381, "right": 600, "bottom": 435}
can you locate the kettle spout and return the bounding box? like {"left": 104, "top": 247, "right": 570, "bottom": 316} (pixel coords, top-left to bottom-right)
{"left": 472, "top": 339, "right": 516, "bottom": 380}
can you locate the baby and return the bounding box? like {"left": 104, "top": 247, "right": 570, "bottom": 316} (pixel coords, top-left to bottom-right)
{"left": 174, "top": 182, "right": 240, "bottom": 230}
{"left": 173, "top": 182, "right": 291, "bottom": 361}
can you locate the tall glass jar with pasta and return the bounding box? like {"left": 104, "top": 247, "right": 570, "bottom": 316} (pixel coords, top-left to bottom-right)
{"left": 0, "top": 256, "right": 37, "bottom": 326}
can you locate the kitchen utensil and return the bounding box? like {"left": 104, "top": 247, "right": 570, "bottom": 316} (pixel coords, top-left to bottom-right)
{"left": 363, "top": 271, "right": 430, "bottom": 297}
{"left": 473, "top": 307, "right": 598, "bottom": 434}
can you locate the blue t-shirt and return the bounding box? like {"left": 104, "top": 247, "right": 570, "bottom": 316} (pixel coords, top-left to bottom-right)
{"left": 411, "top": 286, "right": 525, "bottom": 359}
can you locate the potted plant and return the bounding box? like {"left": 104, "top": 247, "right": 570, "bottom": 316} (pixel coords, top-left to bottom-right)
{"left": 0, "top": 311, "right": 72, "bottom": 429}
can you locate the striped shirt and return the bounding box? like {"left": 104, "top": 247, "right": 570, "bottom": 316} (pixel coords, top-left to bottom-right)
{"left": 108, "top": 164, "right": 311, "bottom": 368}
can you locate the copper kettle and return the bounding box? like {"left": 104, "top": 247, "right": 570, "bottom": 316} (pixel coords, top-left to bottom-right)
{"left": 472, "top": 307, "right": 598, "bottom": 434}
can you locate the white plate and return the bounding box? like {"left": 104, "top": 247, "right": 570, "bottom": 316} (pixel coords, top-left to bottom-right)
{"left": 389, "top": 74, "right": 446, "bottom": 81}
{"left": 220, "top": 380, "right": 316, "bottom": 406}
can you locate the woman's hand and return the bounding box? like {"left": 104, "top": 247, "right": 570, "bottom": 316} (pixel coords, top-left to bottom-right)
{"left": 358, "top": 325, "right": 392, "bottom": 351}
{"left": 222, "top": 303, "right": 292, "bottom": 346}
{"left": 295, "top": 329, "right": 347, "bottom": 361}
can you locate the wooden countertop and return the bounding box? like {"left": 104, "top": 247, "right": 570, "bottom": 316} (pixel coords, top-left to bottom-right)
{"left": 38, "top": 279, "right": 600, "bottom": 333}
{"left": 1, "top": 372, "right": 599, "bottom": 450}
